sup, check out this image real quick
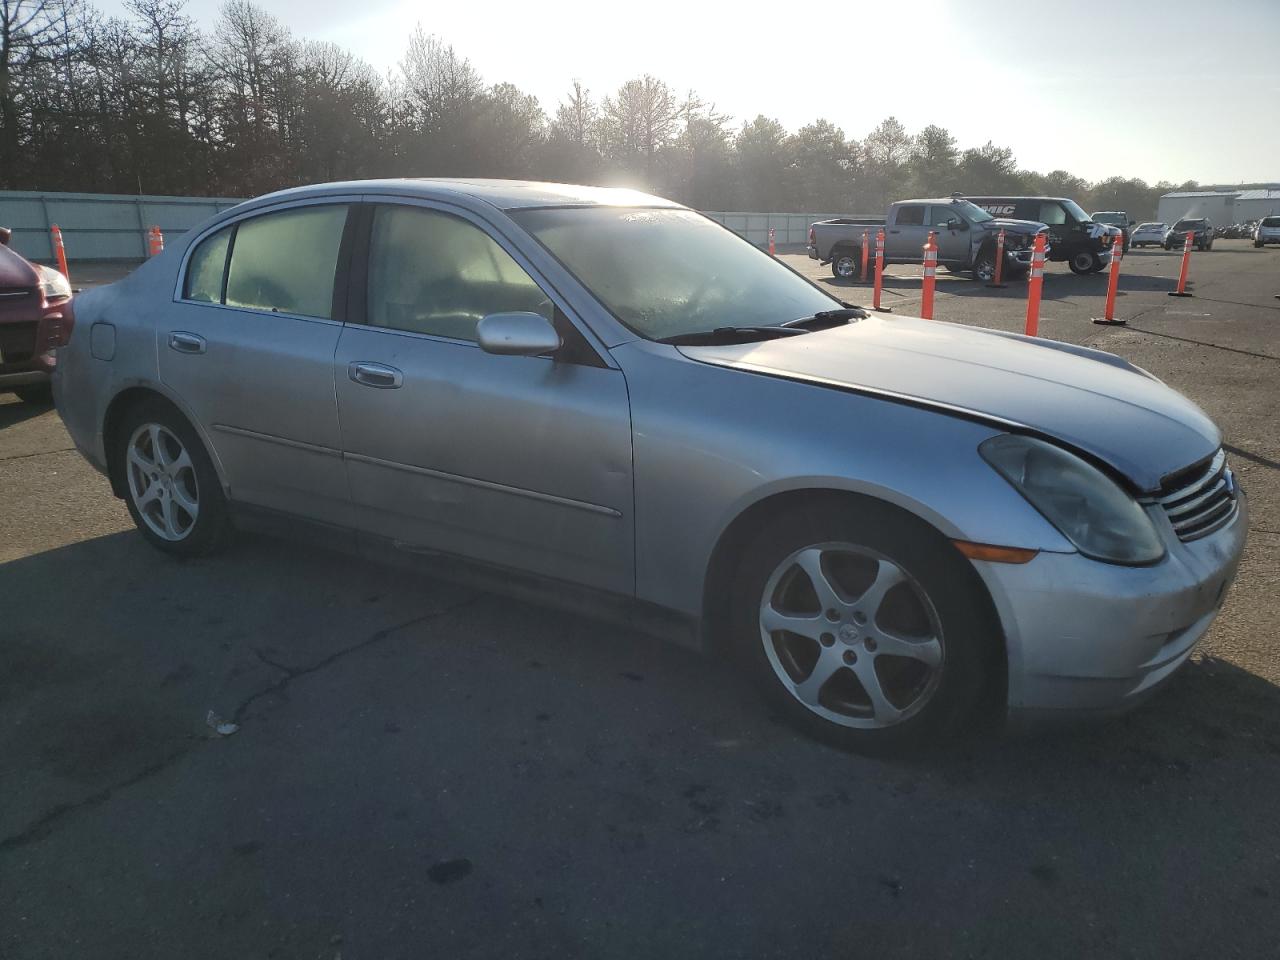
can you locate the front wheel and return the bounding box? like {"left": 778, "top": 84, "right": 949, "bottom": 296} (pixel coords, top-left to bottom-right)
{"left": 969, "top": 249, "right": 997, "bottom": 282}
{"left": 117, "top": 400, "right": 231, "bottom": 557}
{"left": 728, "top": 502, "right": 997, "bottom": 753}
{"left": 1069, "top": 250, "right": 1100, "bottom": 274}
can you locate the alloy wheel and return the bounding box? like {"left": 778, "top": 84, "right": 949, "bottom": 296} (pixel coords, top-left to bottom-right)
{"left": 759, "top": 542, "right": 944, "bottom": 729}
{"left": 126, "top": 422, "right": 199, "bottom": 541}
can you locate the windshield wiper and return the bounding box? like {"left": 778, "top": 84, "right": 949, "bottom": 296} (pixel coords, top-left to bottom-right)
{"left": 781, "top": 307, "right": 867, "bottom": 329}
{"left": 658, "top": 325, "right": 810, "bottom": 346}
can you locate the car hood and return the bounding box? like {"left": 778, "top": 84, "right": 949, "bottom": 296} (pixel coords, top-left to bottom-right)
{"left": 678, "top": 314, "right": 1219, "bottom": 493}
{"left": 0, "top": 243, "right": 40, "bottom": 289}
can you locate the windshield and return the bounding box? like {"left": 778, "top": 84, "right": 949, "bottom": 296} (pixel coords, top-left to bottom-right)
{"left": 1062, "top": 199, "right": 1092, "bottom": 223}
{"left": 1262, "top": 217, "right": 1280, "bottom": 227}
{"left": 1173, "top": 219, "right": 1205, "bottom": 231}
{"left": 510, "top": 207, "right": 841, "bottom": 341}
{"left": 951, "top": 200, "right": 994, "bottom": 223}
{"left": 1092, "top": 212, "right": 1126, "bottom": 225}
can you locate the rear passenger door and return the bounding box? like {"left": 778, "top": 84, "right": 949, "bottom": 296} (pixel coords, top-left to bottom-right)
{"left": 886, "top": 204, "right": 928, "bottom": 259}
{"left": 333, "top": 201, "right": 635, "bottom": 595}
{"left": 161, "top": 200, "right": 355, "bottom": 526}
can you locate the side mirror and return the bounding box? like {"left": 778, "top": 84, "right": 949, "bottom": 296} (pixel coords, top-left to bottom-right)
{"left": 0, "top": 226, "right": 10, "bottom": 246}
{"left": 477, "top": 311, "right": 561, "bottom": 357}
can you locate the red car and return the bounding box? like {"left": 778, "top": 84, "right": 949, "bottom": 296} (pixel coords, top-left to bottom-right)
{"left": 0, "top": 226, "right": 74, "bottom": 403}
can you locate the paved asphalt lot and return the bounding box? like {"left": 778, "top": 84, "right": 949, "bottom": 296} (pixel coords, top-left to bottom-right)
{"left": 2, "top": 245, "right": 1278, "bottom": 959}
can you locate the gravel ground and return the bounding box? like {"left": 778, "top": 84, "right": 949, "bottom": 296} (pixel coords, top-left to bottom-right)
{"left": 2, "top": 242, "right": 1278, "bottom": 959}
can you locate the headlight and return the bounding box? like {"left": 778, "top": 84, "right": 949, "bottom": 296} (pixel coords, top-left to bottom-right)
{"left": 38, "top": 265, "right": 72, "bottom": 300}
{"left": 980, "top": 434, "right": 1165, "bottom": 565}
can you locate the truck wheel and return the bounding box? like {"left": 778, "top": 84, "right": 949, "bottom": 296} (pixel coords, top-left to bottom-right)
{"left": 1069, "top": 251, "right": 1099, "bottom": 274}
{"left": 970, "top": 250, "right": 997, "bottom": 282}
{"left": 831, "top": 251, "right": 859, "bottom": 280}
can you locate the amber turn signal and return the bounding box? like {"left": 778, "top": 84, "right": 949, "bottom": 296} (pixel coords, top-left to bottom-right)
{"left": 951, "top": 540, "right": 1039, "bottom": 564}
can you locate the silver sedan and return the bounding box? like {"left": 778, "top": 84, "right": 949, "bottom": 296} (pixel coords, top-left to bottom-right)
{"left": 54, "top": 179, "right": 1247, "bottom": 752}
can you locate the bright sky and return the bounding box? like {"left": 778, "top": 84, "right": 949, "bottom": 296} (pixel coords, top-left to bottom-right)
{"left": 101, "top": 0, "right": 1280, "bottom": 185}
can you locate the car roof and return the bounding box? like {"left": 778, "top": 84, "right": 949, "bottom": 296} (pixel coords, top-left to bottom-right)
{"left": 966, "top": 196, "right": 1073, "bottom": 202}
{"left": 224, "top": 178, "right": 683, "bottom": 215}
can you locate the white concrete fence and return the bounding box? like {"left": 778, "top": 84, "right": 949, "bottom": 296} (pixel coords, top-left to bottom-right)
{"left": 0, "top": 190, "right": 844, "bottom": 262}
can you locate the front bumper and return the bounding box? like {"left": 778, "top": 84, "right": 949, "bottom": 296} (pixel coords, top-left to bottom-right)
{"left": 976, "top": 492, "right": 1248, "bottom": 721}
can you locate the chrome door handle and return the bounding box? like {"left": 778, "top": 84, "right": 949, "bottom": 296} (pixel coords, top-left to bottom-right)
{"left": 348, "top": 361, "right": 403, "bottom": 389}
{"left": 168, "top": 331, "right": 206, "bottom": 354}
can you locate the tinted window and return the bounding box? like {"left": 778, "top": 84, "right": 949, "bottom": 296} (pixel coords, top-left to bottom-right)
{"left": 184, "top": 227, "right": 231, "bottom": 303}
{"left": 1038, "top": 202, "right": 1068, "bottom": 225}
{"left": 225, "top": 205, "right": 349, "bottom": 319}
{"left": 1173, "top": 219, "right": 1205, "bottom": 231}
{"left": 367, "top": 205, "right": 552, "bottom": 342}
{"left": 896, "top": 205, "right": 926, "bottom": 226}
{"left": 1263, "top": 217, "right": 1280, "bottom": 227}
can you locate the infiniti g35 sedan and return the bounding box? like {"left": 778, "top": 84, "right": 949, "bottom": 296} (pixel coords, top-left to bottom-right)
{"left": 54, "top": 179, "right": 1247, "bottom": 752}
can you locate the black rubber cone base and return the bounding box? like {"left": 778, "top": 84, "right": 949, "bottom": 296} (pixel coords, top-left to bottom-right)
{"left": 1091, "top": 317, "right": 1127, "bottom": 325}
{"left": 1168, "top": 291, "right": 1193, "bottom": 297}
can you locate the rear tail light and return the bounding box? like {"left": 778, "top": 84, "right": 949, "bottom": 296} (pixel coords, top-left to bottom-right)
{"left": 809, "top": 227, "right": 816, "bottom": 245}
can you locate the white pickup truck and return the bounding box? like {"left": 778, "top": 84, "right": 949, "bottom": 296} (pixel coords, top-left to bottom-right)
{"left": 808, "top": 197, "right": 1048, "bottom": 282}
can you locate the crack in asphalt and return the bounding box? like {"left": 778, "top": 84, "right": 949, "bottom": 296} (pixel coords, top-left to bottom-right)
{"left": 0, "top": 594, "right": 484, "bottom": 854}
{"left": 0, "top": 446, "right": 75, "bottom": 463}
{"left": 233, "top": 594, "right": 483, "bottom": 725}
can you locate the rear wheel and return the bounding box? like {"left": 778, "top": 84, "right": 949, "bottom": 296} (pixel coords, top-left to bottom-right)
{"left": 117, "top": 400, "right": 230, "bottom": 557}
{"left": 831, "top": 250, "right": 860, "bottom": 281}
{"left": 728, "top": 502, "right": 997, "bottom": 753}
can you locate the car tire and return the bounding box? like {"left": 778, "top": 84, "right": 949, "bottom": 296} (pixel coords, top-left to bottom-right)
{"left": 12, "top": 383, "right": 53, "bottom": 404}
{"left": 727, "top": 500, "right": 998, "bottom": 754}
{"left": 830, "top": 250, "right": 860, "bottom": 281}
{"left": 969, "top": 247, "right": 997, "bottom": 282}
{"left": 116, "top": 399, "right": 231, "bottom": 557}
{"left": 1069, "top": 251, "right": 1100, "bottom": 274}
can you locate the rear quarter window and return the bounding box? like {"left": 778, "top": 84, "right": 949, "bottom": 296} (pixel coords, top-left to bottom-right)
{"left": 184, "top": 227, "right": 231, "bottom": 303}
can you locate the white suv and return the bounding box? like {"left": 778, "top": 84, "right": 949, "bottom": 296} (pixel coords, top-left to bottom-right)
{"left": 1254, "top": 216, "right": 1280, "bottom": 248}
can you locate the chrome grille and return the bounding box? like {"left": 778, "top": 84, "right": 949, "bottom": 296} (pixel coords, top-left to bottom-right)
{"left": 1157, "top": 449, "right": 1237, "bottom": 542}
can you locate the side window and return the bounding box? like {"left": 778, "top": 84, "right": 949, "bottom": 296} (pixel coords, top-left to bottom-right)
{"left": 184, "top": 227, "right": 231, "bottom": 303}
{"left": 224, "top": 205, "right": 349, "bottom": 319}
{"left": 896, "top": 205, "right": 926, "bottom": 226}
{"left": 928, "top": 205, "right": 961, "bottom": 226}
{"left": 366, "top": 205, "right": 552, "bottom": 342}
{"left": 1038, "top": 202, "right": 1068, "bottom": 226}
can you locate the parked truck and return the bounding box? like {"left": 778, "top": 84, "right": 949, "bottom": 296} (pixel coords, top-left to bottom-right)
{"left": 808, "top": 198, "right": 1048, "bottom": 282}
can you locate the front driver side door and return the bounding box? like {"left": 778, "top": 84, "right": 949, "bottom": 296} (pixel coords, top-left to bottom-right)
{"left": 334, "top": 201, "right": 635, "bottom": 595}
{"left": 928, "top": 205, "right": 970, "bottom": 264}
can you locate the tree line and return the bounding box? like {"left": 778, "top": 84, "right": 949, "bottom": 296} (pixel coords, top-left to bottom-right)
{"left": 2, "top": 0, "right": 1201, "bottom": 217}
